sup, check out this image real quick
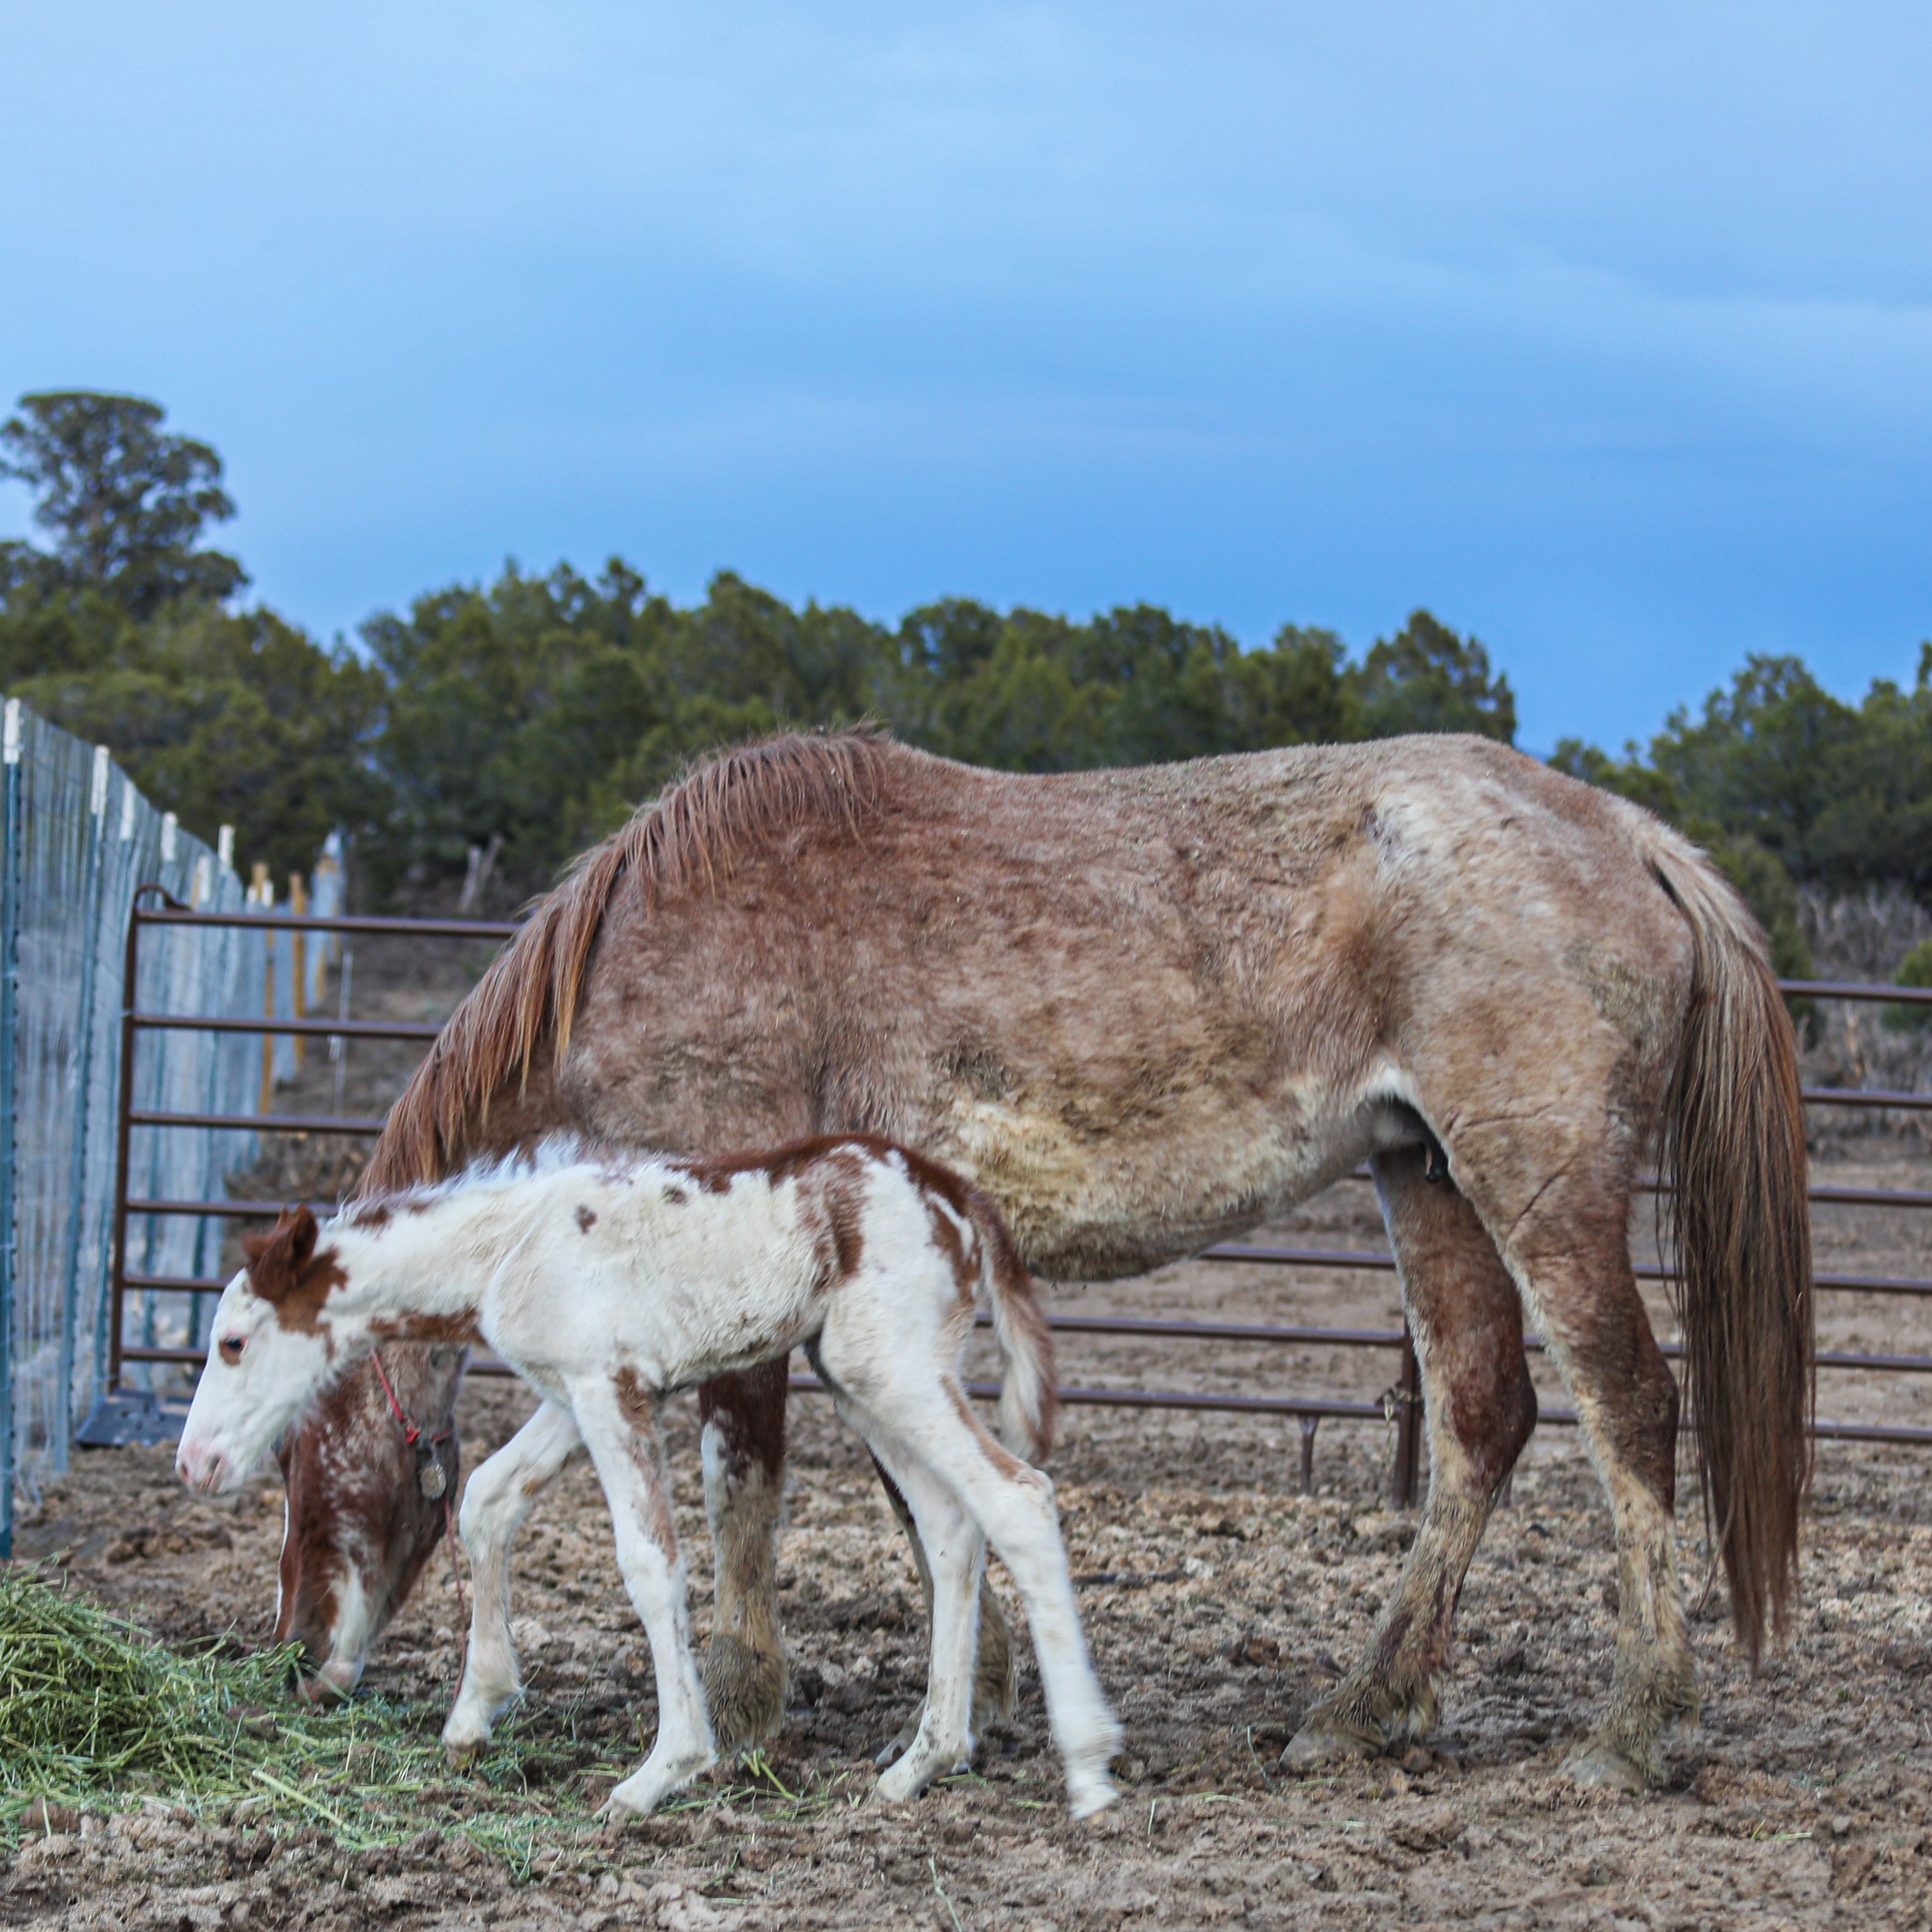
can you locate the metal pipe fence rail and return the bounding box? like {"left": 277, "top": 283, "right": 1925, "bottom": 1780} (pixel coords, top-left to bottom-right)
{"left": 103, "top": 903, "right": 518, "bottom": 1399}
{"left": 106, "top": 901, "right": 1932, "bottom": 1510}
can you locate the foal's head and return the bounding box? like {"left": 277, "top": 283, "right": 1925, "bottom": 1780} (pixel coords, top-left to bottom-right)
{"left": 176, "top": 1205, "right": 350, "bottom": 1495}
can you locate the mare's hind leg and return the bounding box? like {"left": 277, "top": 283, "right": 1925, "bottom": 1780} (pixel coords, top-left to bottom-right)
{"left": 579, "top": 1374, "right": 716, "bottom": 1817}
{"left": 870, "top": 1451, "right": 1019, "bottom": 1767}
{"left": 1285, "top": 1147, "right": 1537, "bottom": 1769}
{"left": 444, "top": 1400, "right": 585, "bottom": 1763}
{"left": 1500, "top": 1204, "right": 1695, "bottom": 1790}
{"left": 697, "top": 1363, "right": 790, "bottom": 1751}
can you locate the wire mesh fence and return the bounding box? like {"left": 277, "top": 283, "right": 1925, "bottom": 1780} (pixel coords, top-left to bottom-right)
{"left": 0, "top": 700, "right": 293, "bottom": 1555}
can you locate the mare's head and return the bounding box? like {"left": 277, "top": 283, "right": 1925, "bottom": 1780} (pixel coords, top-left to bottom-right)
{"left": 176, "top": 1206, "right": 348, "bottom": 1497}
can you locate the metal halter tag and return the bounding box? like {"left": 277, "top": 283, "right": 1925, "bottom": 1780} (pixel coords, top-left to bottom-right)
{"left": 417, "top": 1442, "right": 447, "bottom": 1500}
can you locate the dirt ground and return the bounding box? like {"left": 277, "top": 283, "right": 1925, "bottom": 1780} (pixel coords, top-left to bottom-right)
{"left": 8, "top": 1151, "right": 1932, "bottom": 1931}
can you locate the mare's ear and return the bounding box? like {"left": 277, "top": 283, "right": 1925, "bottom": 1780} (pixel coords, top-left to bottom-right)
{"left": 241, "top": 1205, "right": 319, "bottom": 1303}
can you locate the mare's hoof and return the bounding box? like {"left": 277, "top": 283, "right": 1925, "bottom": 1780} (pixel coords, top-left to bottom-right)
{"left": 972, "top": 1617, "right": 1018, "bottom": 1728}
{"left": 701, "top": 1634, "right": 786, "bottom": 1752}
{"left": 1561, "top": 1737, "right": 1656, "bottom": 1793}
{"left": 1280, "top": 1720, "right": 1380, "bottom": 1773}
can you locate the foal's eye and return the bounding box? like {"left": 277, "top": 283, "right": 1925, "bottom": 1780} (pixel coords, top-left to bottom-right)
{"left": 219, "top": 1335, "right": 246, "bottom": 1365}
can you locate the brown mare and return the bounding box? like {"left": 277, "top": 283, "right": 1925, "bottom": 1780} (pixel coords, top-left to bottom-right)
{"left": 273, "top": 728, "right": 1811, "bottom": 1790}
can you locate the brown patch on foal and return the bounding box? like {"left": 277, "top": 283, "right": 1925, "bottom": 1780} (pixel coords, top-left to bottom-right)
{"left": 575, "top": 1204, "right": 597, "bottom": 1232}
{"left": 614, "top": 1366, "right": 655, "bottom": 1431}
{"left": 945, "top": 1381, "right": 1028, "bottom": 1482}
{"left": 807, "top": 1149, "right": 870, "bottom": 1291}
{"left": 242, "top": 1207, "right": 346, "bottom": 1336}
{"left": 613, "top": 1368, "right": 678, "bottom": 1557}
{"left": 825, "top": 1189, "right": 865, "bottom": 1282}
{"left": 921, "top": 1194, "right": 973, "bottom": 1301}
{"left": 368, "top": 1312, "right": 482, "bottom": 1348}
{"left": 689, "top": 1139, "right": 841, "bottom": 1195}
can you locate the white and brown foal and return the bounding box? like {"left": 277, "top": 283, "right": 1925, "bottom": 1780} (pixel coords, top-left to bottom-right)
{"left": 175, "top": 1135, "right": 1121, "bottom": 1820}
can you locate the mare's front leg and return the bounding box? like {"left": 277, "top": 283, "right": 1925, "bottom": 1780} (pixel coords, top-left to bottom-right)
{"left": 869, "top": 1451, "right": 1020, "bottom": 1767}
{"left": 443, "top": 1400, "right": 585, "bottom": 1763}
{"left": 582, "top": 1374, "right": 716, "bottom": 1818}
{"left": 1285, "top": 1146, "right": 1537, "bottom": 1770}
{"left": 697, "top": 1362, "right": 790, "bottom": 1749}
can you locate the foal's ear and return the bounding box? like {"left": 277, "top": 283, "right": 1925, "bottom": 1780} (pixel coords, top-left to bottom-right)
{"left": 241, "top": 1205, "right": 320, "bottom": 1303}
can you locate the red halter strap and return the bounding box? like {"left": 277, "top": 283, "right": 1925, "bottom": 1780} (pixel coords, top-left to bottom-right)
{"left": 368, "top": 1346, "right": 423, "bottom": 1443}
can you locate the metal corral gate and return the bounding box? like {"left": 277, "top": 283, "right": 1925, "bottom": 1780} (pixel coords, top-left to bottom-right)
{"left": 109, "top": 901, "right": 1932, "bottom": 1507}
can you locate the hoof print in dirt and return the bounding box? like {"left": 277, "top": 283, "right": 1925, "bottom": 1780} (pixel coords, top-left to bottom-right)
{"left": 1226, "top": 1631, "right": 1282, "bottom": 1668}
{"left": 1387, "top": 1803, "right": 1465, "bottom": 1852}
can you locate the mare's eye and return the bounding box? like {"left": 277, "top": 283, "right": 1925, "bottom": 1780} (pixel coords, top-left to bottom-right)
{"left": 219, "top": 1335, "right": 246, "bottom": 1365}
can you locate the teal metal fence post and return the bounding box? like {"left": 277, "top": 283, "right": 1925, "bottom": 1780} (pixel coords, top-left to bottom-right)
{"left": 0, "top": 701, "right": 24, "bottom": 1556}
{"left": 53, "top": 746, "right": 111, "bottom": 1469}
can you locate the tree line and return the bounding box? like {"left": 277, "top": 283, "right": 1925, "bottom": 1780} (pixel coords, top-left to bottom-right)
{"left": 4, "top": 391, "right": 1927, "bottom": 973}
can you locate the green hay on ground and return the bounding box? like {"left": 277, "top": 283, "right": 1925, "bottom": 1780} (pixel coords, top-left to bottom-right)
{"left": 0, "top": 1567, "right": 857, "bottom": 1872}
{"left": 0, "top": 1564, "right": 300, "bottom": 1791}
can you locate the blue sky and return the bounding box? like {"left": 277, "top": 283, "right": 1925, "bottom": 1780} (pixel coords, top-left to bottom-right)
{"left": 2, "top": 2, "right": 1928, "bottom": 752}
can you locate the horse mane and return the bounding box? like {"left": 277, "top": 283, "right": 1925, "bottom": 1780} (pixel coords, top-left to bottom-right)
{"left": 359, "top": 728, "right": 895, "bottom": 1194}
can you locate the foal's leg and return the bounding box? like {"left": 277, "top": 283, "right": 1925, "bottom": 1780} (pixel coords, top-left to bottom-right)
{"left": 697, "top": 1363, "right": 790, "bottom": 1750}
{"left": 443, "top": 1400, "right": 585, "bottom": 1762}
{"left": 823, "top": 1344, "right": 1120, "bottom": 1816}
{"left": 847, "top": 1430, "right": 986, "bottom": 1803}
{"left": 1284, "top": 1147, "right": 1537, "bottom": 1769}
{"left": 576, "top": 1375, "right": 716, "bottom": 1817}
{"left": 870, "top": 1451, "right": 1019, "bottom": 1767}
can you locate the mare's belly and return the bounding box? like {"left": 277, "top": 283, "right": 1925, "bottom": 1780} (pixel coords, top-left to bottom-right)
{"left": 930, "top": 1078, "right": 1379, "bottom": 1282}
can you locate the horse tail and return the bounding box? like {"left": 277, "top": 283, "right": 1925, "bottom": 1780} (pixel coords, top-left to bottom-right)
{"left": 1645, "top": 829, "right": 1814, "bottom": 1665}
{"left": 967, "top": 1191, "right": 1058, "bottom": 1464}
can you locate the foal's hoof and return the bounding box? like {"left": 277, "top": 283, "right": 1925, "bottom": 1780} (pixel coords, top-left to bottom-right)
{"left": 874, "top": 1705, "right": 924, "bottom": 1769}
{"left": 599, "top": 1750, "right": 717, "bottom": 1821}
{"left": 875, "top": 1744, "right": 967, "bottom": 1805}
{"left": 441, "top": 1702, "right": 497, "bottom": 1769}
{"left": 702, "top": 1634, "right": 786, "bottom": 1753}
{"left": 1561, "top": 1736, "right": 1657, "bottom": 1794}
{"left": 1066, "top": 1769, "right": 1120, "bottom": 1821}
